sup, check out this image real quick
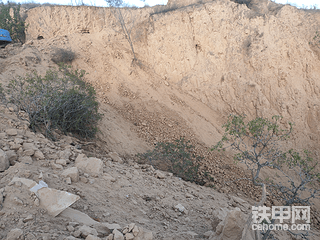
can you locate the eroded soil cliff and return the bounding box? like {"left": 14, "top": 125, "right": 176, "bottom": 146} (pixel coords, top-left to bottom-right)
{"left": 1, "top": 0, "right": 320, "bottom": 239}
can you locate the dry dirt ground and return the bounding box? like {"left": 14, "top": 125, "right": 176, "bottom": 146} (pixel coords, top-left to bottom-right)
{"left": 0, "top": 97, "right": 271, "bottom": 240}
{"left": 1, "top": 0, "right": 320, "bottom": 239}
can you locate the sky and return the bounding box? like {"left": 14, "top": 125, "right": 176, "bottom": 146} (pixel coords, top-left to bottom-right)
{"left": 0, "top": 0, "right": 318, "bottom": 9}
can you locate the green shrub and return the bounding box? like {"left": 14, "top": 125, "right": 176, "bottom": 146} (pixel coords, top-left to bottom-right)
{"left": 138, "top": 137, "right": 204, "bottom": 184}
{"left": 51, "top": 48, "right": 76, "bottom": 64}
{"left": 7, "top": 64, "right": 102, "bottom": 140}
{"left": 0, "top": 2, "right": 27, "bottom": 43}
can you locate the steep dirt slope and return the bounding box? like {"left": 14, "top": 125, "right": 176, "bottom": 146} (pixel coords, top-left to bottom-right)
{"left": 25, "top": 0, "right": 320, "bottom": 152}
{"left": 1, "top": 0, "right": 320, "bottom": 239}
{"left": 21, "top": 0, "right": 320, "bottom": 199}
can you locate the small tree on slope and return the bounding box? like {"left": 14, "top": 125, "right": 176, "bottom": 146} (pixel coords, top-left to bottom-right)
{"left": 105, "top": 0, "right": 144, "bottom": 62}
{"left": 213, "top": 115, "right": 320, "bottom": 240}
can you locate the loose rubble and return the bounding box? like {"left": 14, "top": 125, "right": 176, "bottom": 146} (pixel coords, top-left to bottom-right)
{"left": 0, "top": 102, "right": 262, "bottom": 240}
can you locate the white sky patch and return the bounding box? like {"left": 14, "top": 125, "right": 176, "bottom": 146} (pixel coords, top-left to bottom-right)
{"left": 274, "top": 0, "right": 318, "bottom": 8}
{"left": 1, "top": 0, "right": 168, "bottom": 7}
{"left": 0, "top": 0, "right": 318, "bottom": 9}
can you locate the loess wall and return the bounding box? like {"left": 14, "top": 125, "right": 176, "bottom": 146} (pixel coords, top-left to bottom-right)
{"left": 24, "top": 0, "right": 320, "bottom": 152}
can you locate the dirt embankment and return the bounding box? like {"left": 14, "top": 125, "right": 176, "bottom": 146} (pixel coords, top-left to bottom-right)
{"left": 24, "top": 0, "right": 320, "bottom": 152}
{"left": 1, "top": 1, "right": 320, "bottom": 239}
{"left": 17, "top": 0, "right": 320, "bottom": 212}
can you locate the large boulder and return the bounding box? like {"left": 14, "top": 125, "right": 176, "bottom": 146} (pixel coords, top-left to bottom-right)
{"left": 210, "top": 209, "right": 247, "bottom": 240}
{"left": 75, "top": 154, "right": 103, "bottom": 175}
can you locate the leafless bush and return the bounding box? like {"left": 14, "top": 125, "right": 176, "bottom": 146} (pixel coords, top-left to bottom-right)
{"left": 105, "top": 0, "right": 140, "bottom": 61}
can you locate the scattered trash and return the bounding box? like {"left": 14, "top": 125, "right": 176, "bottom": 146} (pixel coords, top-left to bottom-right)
{"left": 9, "top": 178, "right": 80, "bottom": 217}
{"left": 30, "top": 180, "right": 80, "bottom": 217}
{"left": 0, "top": 29, "right": 12, "bottom": 48}
{"left": 30, "top": 180, "right": 48, "bottom": 196}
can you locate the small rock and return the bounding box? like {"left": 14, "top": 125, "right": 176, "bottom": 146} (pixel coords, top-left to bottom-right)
{"left": 63, "top": 237, "right": 77, "bottom": 240}
{"left": 51, "top": 162, "right": 63, "bottom": 170}
{"left": 84, "top": 173, "right": 90, "bottom": 178}
{"left": 101, "top": 223, "right": 121, "bottom": 231}
{"left": 204, "top": 230, "right": 213, "bottom": 238}
{"left": 56, "top": 159, "right": 67, "bottom": 166}
{"left": 10, "top": 144, "right": 21, "bottom": 151}
{"left": 62, "top": 167, "right": 79, "bottom": 182}
{"left": 13, "top": 197, "right": 24, "bottom": 205}
{"left": 79, "top": 225, "right": 98, "bottom": 237}
{"left": 19, "top": 156, "right": 33, "bottom": 164}
{"left": 105, "top": 234, "right": 113, "bottom": 240}
{"left": 123, "top": 227, "right": 129, "bottom": 234}
{"left": 65, "top": 177, "right": 72, "bottom": 185}
{"left": 34, "top": 150, "right": 45, "bottom": 160}
{"left": 34, "top": 197, "right": 40, "bottom": 206}
{"left": 22, "top": 142, "right": 37, "bottom": 151}
{"left": 128, "top": 223, "right": 135, "bottom": 232}
{"left": 23, "top": 214, "right": 33, "bottom": 222}
{"left": 24, "top": 233, "right": 36, "bottom": 240}
{"left": 59, "top": 149, "right": 72, "bottom": 160}
{"left": 69, "top": 222, "right": 80, "bottom": 227}
{"left": 80, "top": 177, "right": 88, "bottom": 183}
{"left": 94, "top": 223, "right": 111, "bottom": 236}
{"left": 0, "top": 132, "right": 7, "bottom": 138}
{"left": 6, "top": 228, "right": 23, "bottom": 240}
{"left": 85, "top": 235, "right": 101, "bottom": 240}
{"left": 6, "top": 129, "right": 17, "bottom": 136}
{"left": 175, "top": 231, "right": 198, "bottom": 239}
{"left": 124, "top": 233, "right": 134, "bottom": 240}
{"left": 24, "top": 149, "right": 35, "bottom": 156}
{"left": 132, "top": 227, "right": 152, "bottom": 240}
{"left": 132, "top": 226, "right": 139, "bottom": 237}
{"left": 14, "top": 138, "right": 24, "bottom": 144}
{"left": 126, "top": 172, "right": 132, "bottom": 179}
{"left": 108, "top": 152, "right": 123, "bottom": 164}
{"left": 174, "top": 203, "right": 186, "bottom": 213}
{"left": 103, "top": 173, "right": 116, "bottom": 182}
{"left": 5, "top": 150, "right": 18, "bottom": 165}
{"left": 155, "top": 170, "right": 165, "bottom": 179}
{"left": 185, "top": 193, "right": 193, "bottom": 198}
{"left": 113, "top": 229, "right": 124, "bottom": 240}
{"left": 66, "top": 225, "right": 74, "bottom": 232}
{"left": 72, "top": 230, "right": 81, "bottom": 238}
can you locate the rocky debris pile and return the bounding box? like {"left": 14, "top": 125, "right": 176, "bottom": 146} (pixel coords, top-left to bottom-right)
{"left": 0, "top": 97, "right": 305, "bottom": 240}
{"left": 4, "top": 223, "right": 153, "bottom": 240}
{"left": 0, "top": 105, "right": 155, "bottom": 239}
{"left": 105, "top": 223, "right": 152, "bottom": 240}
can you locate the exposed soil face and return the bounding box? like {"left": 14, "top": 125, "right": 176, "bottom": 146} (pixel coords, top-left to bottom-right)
{"left": 1, "top": 0, "right": 320, "bottom": 239}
